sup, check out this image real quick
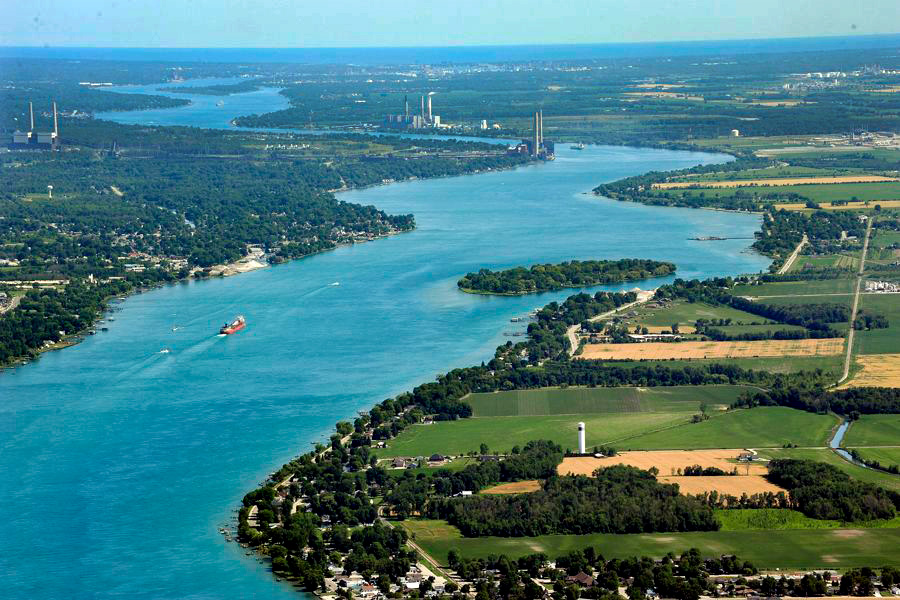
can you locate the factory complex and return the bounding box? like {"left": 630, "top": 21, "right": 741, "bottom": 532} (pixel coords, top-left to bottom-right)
{"left": 10, "top": 101, "right": 61, "bottom": 150}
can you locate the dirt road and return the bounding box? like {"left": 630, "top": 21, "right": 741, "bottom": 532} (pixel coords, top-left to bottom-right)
{"left": 839, "top": 218, "right": 873, "bottom": 384}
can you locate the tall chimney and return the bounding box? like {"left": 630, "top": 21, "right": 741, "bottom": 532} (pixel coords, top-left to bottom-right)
{"left": 404, "top": 95, "right": 409, "bottom": 118}
{"left": 420, "top": 95, "right": 425, "bottom": 120}
{"left": 53, "top": 101, "right": 58, "bottom": 136}
{"left": 427, "top": 94, "right": 432, "bottom": 121}
{"left": 539, "top": 110, "right": 543, "bottom": 147}
{"left": 29, "top": 101, "right": 34, "bottom": 131}
{"left": 533, "top": 112, "right": 539, "bottom": 157}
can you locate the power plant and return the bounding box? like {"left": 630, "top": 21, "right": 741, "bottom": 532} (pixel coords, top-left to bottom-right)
{"left": 508, "top": 110, "right": 554, "bottom": 159}
{"left": 577, "top": 422, "right": 586, "bottom": 454}
{"left": 384, "top": 92, "right": 441, "bottom": 129}
{"left": 10, "top": 101, "right": 60, "bottom": 150}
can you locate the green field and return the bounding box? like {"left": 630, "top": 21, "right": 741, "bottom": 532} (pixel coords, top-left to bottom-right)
{"left": 715, "top": 509, "right": 900, "bottom": 531}
{"left": 630, "top": 301, "right": 763, "bottom": 327}
{"left": 855, "top": 294, "right": 900, "bottom": 355}
{"left": 465, "top": 385, "right": 754, "bottom": 417}
{"left": 731, "top": 278, "right": 856, "bottom": 300}
{"left": 604, "top": 355, "right": 844, "bottom": 376}
{"left": 757, "top": 448, "right": 900, "bottom": 492}
{"left": 850, "top": 448, "right": 900, "bottom": 471}
{"left": 844, "top": 415, "right": 900, "bottom": 446}
{"left": 400, "top": 519, "right": 900, "bottom": 569}
{"left": 675, "top": 182, "right": 900, "bottom": 204}
{"left": 871, "top": 230, "right": 900, "bottom": 249}
{"left": 621, "top": 407, "right": 837, "bottom": 450}
{"left": 377, "top": 412, "right": 691, "bottom": 457}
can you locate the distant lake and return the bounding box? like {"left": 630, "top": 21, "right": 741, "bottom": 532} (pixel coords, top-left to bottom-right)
{"left": 1, "top": 85, "right": 770, "bottom": 599}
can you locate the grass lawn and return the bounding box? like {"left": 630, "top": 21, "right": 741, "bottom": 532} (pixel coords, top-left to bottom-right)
{"left": 400, "top": 519, "right": 900, "bottom": 569}
{"left": 632, "top": 301, "right": 762, "bottom": 328}
{"left": 850, "top": 448, "right": 900, "bottom": 471}
{"left": 620, "top": 407, "right": 837, "bottom": 450}
{"left": 757, "top": 448, "right": 900, "bottom": 492}
{"left": 843, "top": 415, "right": 900, "bottom": 446}
{"left": 465, "top": 385, "right": 755, "bottom": 417}
{"left": 386, "top": 457, "right": 477, "bottom": 478}
{"left": 855, "top": 294, "right": 900, "bottom": 355}
{"left": 871, "top": 230, "right": 900, "bottom": 249}
{"left": 377, "top": 412, "right": 691, "bottom": 457}
{"left": 715, "top": 509, "right": 900, "bottom": 531}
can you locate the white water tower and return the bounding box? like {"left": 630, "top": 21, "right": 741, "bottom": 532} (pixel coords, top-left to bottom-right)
{"left": 577, "top": 422, "right": 586, "bottom": 454}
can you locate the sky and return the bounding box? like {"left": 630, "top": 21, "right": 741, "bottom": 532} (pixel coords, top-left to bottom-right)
{"left": 2, "top": 0, "right": 899, "bottom": 48}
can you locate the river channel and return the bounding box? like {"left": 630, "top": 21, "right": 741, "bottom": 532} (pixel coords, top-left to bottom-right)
{"left": 2, "top": 82, "right": 770, "bottom": 599}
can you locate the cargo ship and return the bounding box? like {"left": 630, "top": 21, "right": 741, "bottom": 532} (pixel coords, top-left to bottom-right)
{"left": 219, "top": 315, "right": 246, "bottom": 335}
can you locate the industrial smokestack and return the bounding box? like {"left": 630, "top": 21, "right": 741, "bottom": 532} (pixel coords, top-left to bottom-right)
{"left": 427, "top": 93, "right": 433, "bottom": 121}
{"left": 53, "top": 102, "right": 58, "bottom": 136}
{"left": 420, "top": 95, "right": 425, "bottom": 120}
{"left": 29, "top": 101, "right": 34, "bottom": 131}
{"left": 404, "top": 95, "right": 409, "bottom": 118}
{"left": 539, "top": 110, "right": 543, "bottom": 147}
{"left": 533, "top": 112, "right": 539, "bottom": 157}
{"left": 577, "top": 422, "right": 586, "bottom": 454}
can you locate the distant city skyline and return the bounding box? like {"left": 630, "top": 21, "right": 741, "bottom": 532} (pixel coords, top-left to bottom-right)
{"left": 3, "top": 0, "right": 899, "bottom": 48}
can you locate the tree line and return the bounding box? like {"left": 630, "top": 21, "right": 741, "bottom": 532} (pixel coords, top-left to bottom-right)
{"left": 457, "top": 259, "right": 675, "bottom": 295}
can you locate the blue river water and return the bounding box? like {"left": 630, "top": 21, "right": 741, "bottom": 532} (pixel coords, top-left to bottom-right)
{"left": 1, "top": 84, "right": 770, "bottom": 599}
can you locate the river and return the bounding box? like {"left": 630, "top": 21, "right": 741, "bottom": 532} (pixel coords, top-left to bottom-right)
{"left": 1, "top": 83, "right": 770, "bottom": 599}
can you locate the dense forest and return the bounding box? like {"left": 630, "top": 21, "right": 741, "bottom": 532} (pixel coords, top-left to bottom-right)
{"left": 457, "top": 259, "right": 675, "bottom": 295}
{"left": 432, "top": 466, "right": 719, "bottom": 537}
{"left": 732, "top": 386, "right": 900, "bottom": 415}
{"left": 766, "top": 459, "right": 900, "bottom": 522}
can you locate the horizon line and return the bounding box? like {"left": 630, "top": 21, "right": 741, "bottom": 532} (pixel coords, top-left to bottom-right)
{"left": 3, "top": 32, "right": 900, "bottom": 51}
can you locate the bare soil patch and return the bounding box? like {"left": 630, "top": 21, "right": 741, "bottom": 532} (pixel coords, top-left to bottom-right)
{"left": 653, "top": 175, "right": 898, "bottom": 189}
{"left": 844, "top": 353, "right": 900, "bottom": 388}
{"left": 578, "top": 338, "right": 844, "bottom": 361}
{"left": 481, "top": 480, "right": 542, "bottom": 494}
{"left": 660, "top": 475, "right": 784, "bottom": 496}
{"left": 559, "top": 450, "right": 768, "bottom": 477}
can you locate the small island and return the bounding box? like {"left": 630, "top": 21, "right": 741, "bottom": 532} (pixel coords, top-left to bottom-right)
{"left": 457, "top": 258, "right": 676, "bottom": 295}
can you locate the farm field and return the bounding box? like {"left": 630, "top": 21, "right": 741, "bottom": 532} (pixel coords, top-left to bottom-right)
{"left": 619, "top": 407, "right": 837, "bottom": 450}
{"left": 674, "top": 182, "right": 900, "bottom": 204}
{"left": 480, "top": 481, "right": 542, "bottom": 494}
{"left": 851, "top": 448, "right": 900, "bottom": 471}
{"left": 732, "top": 278, "right": 856, "bottom": 298}
{"left": 715, "top": 509, "right": 900, "bottom": 531}
{"left": 578, "top": 338, "right": 844, "bottom": 360}
{"left": 464, "top": 385, "right": 753, "bottom": 417}
{"left": 660, "top": 475, "right": 784, "bottom": 496}
{"left": 780, "top": 200, "right": 900, "bottom": 211}
{"left": 376, "top": 412, "right": 690, "bottom": 457}
{"left": 400, "top": 520, "right": 900, "bottom": 569}
{"left": 843, "top": 415, "right": 900, "bottom": 447}
{"left": 757, "top": 448, "right": 900, "bottom": 492}
{"left": 558, "top": 449, "right": 768, "bottom": 476}
{"left": 855, "top": 294, "right": 900, "bottom": 355}
{"left": 652, "top": 175, "right": 898, "bottom": 189}
{"left": 601, "top": 355, "right": 844, "bottom": 375}
{"left": 846, "top": 353, "right": 900, "bottom": 387}
{"left": 788, "top": 254, "right": 859, "bottom": 271}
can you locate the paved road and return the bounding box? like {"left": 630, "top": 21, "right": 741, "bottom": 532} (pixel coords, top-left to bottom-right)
{"left": 838, "top": 218, "right": 874, "bottom": 385}
{"left": 566, "top": 290, "right": 655, "bottom": 357}
{"left": 776, "top": 233, "right": 808, "bottom": 275}
{"left": 0, "top": 294, "right": 21, "bottom": 315}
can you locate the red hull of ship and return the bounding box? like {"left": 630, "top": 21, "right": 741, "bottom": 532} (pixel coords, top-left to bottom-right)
{"left": 221, "top": 322, "right": 245, "bottom": 335}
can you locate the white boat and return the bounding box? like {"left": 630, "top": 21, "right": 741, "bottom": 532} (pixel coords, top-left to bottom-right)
{"left": 330, "top": 282, "right": 340, "bottom": 286}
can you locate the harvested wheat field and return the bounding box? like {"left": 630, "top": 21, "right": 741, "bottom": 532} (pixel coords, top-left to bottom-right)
{"left": 641, "top": 325, "right": 697, "bottom": 334}
{"left": 559, "top": 450, "right": 768, "bottom": 477}
{"left": 578, "top": 338, "right": 844, "bottom": 360}
{"left": 845, "top": 354, "right": 900, "bottom": 388}
{"left": 481, "top": 480, "right": 542, "bottom": 494}
{"left": 652, "top": 175, "right": 898, "bottom": 189}
{"left": 659, "top": 475, "right": 784, "bottom": 496}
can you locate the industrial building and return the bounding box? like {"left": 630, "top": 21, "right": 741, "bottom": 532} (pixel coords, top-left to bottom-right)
{"left": 384, "top": 93, "right": 441, "bottom": 129}
{"left": 10, "top": 101, "right": 60, "bottom": 150}
{"left": 508, "top": 110, "right": 554, "bottom": 159}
